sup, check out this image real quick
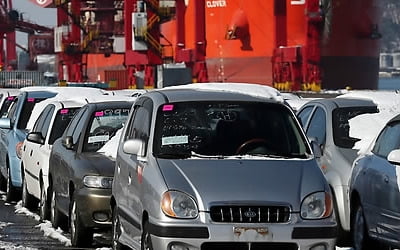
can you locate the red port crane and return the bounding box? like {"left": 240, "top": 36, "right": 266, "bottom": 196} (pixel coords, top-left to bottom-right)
{"left": 0, "top": 0, "right": 53, "bottom": 70}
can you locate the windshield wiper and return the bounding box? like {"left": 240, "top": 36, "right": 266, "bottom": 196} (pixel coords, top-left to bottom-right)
{"left": 156, "top": 153, "right": 191, "bottom": 159}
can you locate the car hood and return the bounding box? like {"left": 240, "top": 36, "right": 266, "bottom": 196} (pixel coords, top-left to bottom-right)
{"left": 157, "top": 158, "right": 327, "bottom": 211}
{"left": 77, "top": 152, "right": 116, "bottom": 177}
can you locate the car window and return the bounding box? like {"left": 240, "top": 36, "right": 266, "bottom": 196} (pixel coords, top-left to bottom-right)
{"left": 6, "top": 97, "right": 18, "bottom": 121}
{"left": 32, "top": 105, "right": 54, "bottom": 137}
{"left": 83, "top": 107, "right": 130, "bottom": 152}
{"left": 372, "top": 121, "right": 400, "bottom": 158}
{"left": 124, "top": 98, "right": 152, "bottom": 155}
{"left": 332, "top": 106, "right": 378, "bottom": 148}
{"left": 0, "top": 96, "right": 16, "bottom": 118}
{"left": 17, "top": 97, "right": 48, "bottom": 130}
{"left": 49, "top": 107, "right": 80, "bottom": 145}
{"left": 64, "top": 106, "right": 87, "bottom": 144}
{"left": 305, "top": 107, "right": 326, "bottom": 145}
{"left": 297, "top": 105, "right": 314, "bottom": 128}
{"left": 153, "top": 101, "right": 309, "bottom": 157}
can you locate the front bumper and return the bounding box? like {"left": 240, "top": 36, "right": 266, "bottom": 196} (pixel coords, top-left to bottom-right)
{"left": 148, "top": 215, "right": 337, "bottom": 250}
{"left": 75, "top": 187, "right": 112, "bottom": 229}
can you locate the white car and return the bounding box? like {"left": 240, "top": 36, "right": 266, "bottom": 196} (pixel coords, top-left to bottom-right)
{"left": 21, "top": 100, "right": 84, "bottom": 220}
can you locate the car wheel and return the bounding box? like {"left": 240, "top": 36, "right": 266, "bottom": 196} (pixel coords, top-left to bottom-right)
{"left": 70, "top": 198, "right": 93, "bottom": 247}
{"left": 50, "top": 188, "right": 66, "bottom": 229}
{"left": 5, "top": 167, "right": 18, "bottom": 202}
{"left": 112, "top": 205, "right": 129, "bottom": 250}
{"left": 141, "top": 221, "right": 153, "bottom": 250}
{"left": 39, "top": 183, "right": 50, "bottom": 221}
{"left": 352, "top": 205, "right": 379, "bottom": 250}
{"left": 22, "top": 173, "right": 38, "bottom": 210}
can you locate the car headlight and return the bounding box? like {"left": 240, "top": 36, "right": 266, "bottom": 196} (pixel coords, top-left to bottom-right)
{"left": 300, "top": 191, "right": 333, "bottom": 219}
{"left": 161, "top": 191, "right": 198, "bottom": 219}
{"left": 83, "top": 176, "right": 113, "bottom": 189}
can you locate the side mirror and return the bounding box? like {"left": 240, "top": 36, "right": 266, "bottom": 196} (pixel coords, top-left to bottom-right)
{"left": 310, "top": 140, "right": 322, "bottom": 158}
{"left": 308, "top": 137, "right": 322, "bottom": 158}
{"left": 62, "top": 136, "right": 74, "bottom": 150}
{"left": 123, "top": 139, "right": 145, "bottom": 157}
{"left": 387, "top": 149, "right": 400, "bottom": 164}
{"left": 27, "top": 132, "right": 45, "bottom": 145}
{"left": 0, "top": 118, "right": 12, "bottom": 129}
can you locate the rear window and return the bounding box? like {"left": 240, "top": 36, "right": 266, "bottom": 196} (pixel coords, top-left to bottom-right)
{"left": 17, "top": 98, "right": 47, "bottom": 129}
{"left": 84, "top": 108, "right": 130, "bottom": 152}
{"left": 49, "top": 108, "right": 80, "bottom": 145}
{"left": 332, "top": 106, "right": 379, "bottom": 148}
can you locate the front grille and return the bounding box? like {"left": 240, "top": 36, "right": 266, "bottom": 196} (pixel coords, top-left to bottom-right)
{"left": 210, "top": 205, "right": 290, "bottom": 223}
{"left": 201, "top": 242, "right": 298, "bottom": 250}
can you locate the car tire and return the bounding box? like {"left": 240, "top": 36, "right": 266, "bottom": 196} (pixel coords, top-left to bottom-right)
{"left": 112, "top": 205, "right": 129, "bottom": 250}
{"left": 22, "top": 173, "right": 38, "bottom": 210}
{"left": 70, "top": 198, "right": 93, "bottom": 247}
{"left": 39, "top": 183, "right": 50, "bottom": 221}
{"left": 141, "top": 221, "right": 153, "bottom": 250}
{"left": 5, "top": 167, "right": 18, "bottom": 202}
{"left": 50, "top": 188, "right": 66, "bottom": 229}
{"left": 352, "top": 204, "right": 379, "bottom": 250}
{"left": 0, "top": 172, "right": 6, "bottom": 191}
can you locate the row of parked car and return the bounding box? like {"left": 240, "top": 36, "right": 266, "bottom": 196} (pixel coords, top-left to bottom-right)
{"left": 295, "top": 91, "right": 400, "bottom": 250}
{"left": 0, "top": 83, "right": 398, "bottom": 250}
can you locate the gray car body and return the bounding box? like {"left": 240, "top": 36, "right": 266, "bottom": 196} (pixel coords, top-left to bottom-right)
{"left": 48, "top": 101, "right": 132, "bottom": 233}
{"left": 296, "top": 97, "right": 379, "bottom": 239}
{"left": 112, "top": 85, "right": 337, "bottom": 250}
{"left": 349, "top": 113, "right": 400, "bottom": 248}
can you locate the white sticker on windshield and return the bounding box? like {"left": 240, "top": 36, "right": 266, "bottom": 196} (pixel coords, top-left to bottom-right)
{"left": 88, "top": 135, "right": 110, "bottom": 143}
{"left": 162, "top": 135, "right": 189, "bottom": 146}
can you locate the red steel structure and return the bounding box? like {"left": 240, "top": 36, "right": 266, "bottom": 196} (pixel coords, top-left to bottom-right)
{"left": 29, "top": 0, "right": 381, "bottom": 90}
{"left": 0, "top": 0, "right": 53, "bottom": 70}
{"left": 271, "top": 0, "right": 323, "bottom": 91}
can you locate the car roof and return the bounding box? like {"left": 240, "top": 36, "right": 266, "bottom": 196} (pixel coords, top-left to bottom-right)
{"left": 305, "top": 97, "right": 377, "bottom": 108}
{"left": 145, "top": 83, "right": 285, "bottom": 103}
{"left": 82, "top": 100, "right": 133, "bottom": 110}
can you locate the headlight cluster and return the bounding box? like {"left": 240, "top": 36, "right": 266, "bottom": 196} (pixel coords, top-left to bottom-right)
{"left": 300, "top": 191, "right": 333, "bottom": 219}
{"left": 83, "top": 176, "right": 113, "bottom": 189}
{"left": 161, "top": 191, "right": 198, "bottom": 219}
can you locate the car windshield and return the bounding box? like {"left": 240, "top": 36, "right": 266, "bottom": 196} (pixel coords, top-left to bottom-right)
{"left": 332, "top": 106, "right": 379, "bottom": 148}
{"left": 49, "top": 108, "right": 80, "bottom": 145}
{"left": 153, "top": 101, "right": 310, "bottom": 158}
{"left": 83, "top": 107, "right": 130, "bottom": 152}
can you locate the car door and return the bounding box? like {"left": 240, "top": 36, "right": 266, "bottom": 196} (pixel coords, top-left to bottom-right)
{"left": 55, "top": 106, "right": 87, "bottom": 214}
{"left": 117, "top": 98, "right": 152, "bottom": 238}
{"left": 23, "top": 105, "right": 54, "bottom": 198}
{"left": 368, "top": 121, "right": 400, "bottom": 241}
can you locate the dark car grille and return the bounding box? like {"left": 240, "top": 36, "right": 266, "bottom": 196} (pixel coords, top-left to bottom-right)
{"left": 202, "top": 242, "right": 297, "bottom": 250}
{"left": 210, "top": 205, "right": 290, "bottom": 223}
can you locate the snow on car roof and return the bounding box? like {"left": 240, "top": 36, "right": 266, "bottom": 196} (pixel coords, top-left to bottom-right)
{"left": 163, "top": 82, "right": 285, "bottom": 103}
{"left": 344, "top": 90, "right": 400, "bottom": 155}
{"left": 25, "top": 87, "right": 137, "bottom": 131}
